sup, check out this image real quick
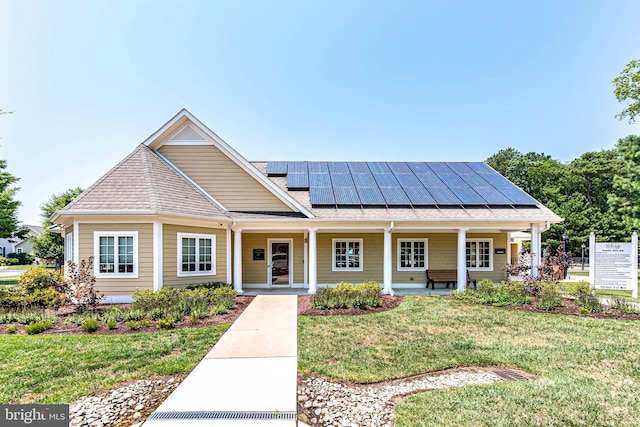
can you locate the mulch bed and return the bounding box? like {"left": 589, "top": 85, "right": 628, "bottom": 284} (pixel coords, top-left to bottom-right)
{"left": 298, "top": 295, "right": 403, "bottom": 316}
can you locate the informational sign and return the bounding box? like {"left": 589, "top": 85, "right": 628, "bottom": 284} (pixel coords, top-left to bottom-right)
{"left": 253, "top": 248, "right": 265, "bottom": 261}
{"left": 589, "top": 232, "right": 638, "bottom": 298}
{"left": 594, "top": 243, "right": 634, "bottom": 290}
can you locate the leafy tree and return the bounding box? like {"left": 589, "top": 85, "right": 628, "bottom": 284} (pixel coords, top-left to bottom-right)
{"left": 0, "top": 160, "right": 25, "bottom": 240}
{"left": 613, "top": 59, "right": 640, "bottom": 123}
{"left": 609, "top": 135, "right": 640, "bottom": 229}
{"left": 31, "top": 187, "right": 83, "bottom": 261}
{"left": 568, "top": 150, "right": 624, "bottom": 210}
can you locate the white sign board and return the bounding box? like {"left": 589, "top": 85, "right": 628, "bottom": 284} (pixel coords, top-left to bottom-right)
{"left": 594, "top": 242, "right": 635, "bottom": 290}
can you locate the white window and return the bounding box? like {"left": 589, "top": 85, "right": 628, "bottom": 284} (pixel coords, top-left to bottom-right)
{"left": 65, "top": 233, "right": 73, "bottom": 262}
{"left": 398, "top": 239, "right": 428, "bottom": 271}
{"left": 94, "top": 232, "right": 138, "bottom": 278}
{"left": 466, "top": 239, "right": 492, "bottom": 271}
{"left": 16, "top": 248, "right": 23, "bottom": 254}
{"left": 332, "top": 239, "right": 363, "bottom": 272}
{"left": 178, "top": 233, "right": 216, "bottom": 276}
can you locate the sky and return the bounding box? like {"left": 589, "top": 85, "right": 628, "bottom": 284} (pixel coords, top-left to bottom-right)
{"left": 1, "top": 0, "right": 639, "bottom": 226}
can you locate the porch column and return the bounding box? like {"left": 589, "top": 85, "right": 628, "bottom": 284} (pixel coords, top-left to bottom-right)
{"left": 233, "top": 228, "right": 243, "bottom": 294}
{"left": 308, "top": 228, "right": 317, "bottom": 294}
{"left": 457, "top": 228, "right": 468, "bottom": 292}
{"left": 383, "top": 226, "right": 393, "bottom": 295}
{"left": 226, "top": 226, "right": 232, "bottom": 284}
{"left": 152, "top": 221, "right": 163, "bottom": 291}
{"left": 530, "top": 224, "right": 541, "bottom": 277}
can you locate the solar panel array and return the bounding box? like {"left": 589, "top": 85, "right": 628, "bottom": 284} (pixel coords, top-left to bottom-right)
{"left": 266, "top": 161, "right": 538, "bottom": 207}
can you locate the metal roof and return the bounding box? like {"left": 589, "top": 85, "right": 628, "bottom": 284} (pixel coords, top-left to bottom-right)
{"left": 266, "top": 161, "right": 538, "bottom": 207}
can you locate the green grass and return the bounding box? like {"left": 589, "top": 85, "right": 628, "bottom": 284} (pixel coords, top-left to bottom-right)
{"left": 298, "top": 296, "right": 640, "bottom": 426}
{"left": 4, "top": 265, "right": 56, "bottom": 271}
{"left": 0, "top": 276, "right": 19, "bottom": 287}
{"left": 0, "top": 324, "right": 229, "bottom": 404}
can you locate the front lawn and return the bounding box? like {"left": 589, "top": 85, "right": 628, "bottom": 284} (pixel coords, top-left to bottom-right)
{"left": 0, "top": 275, "right": 19, "bottom": 287}
{"left": 298, "top": 296, "right": 640, "bottom": 426}
{"left": 0, "top": 325, "right": 228, "bottom": 404}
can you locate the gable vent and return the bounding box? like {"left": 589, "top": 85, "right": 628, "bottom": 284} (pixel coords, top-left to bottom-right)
{"left": 170, "top": 125, "right": 206, "bottom": 142}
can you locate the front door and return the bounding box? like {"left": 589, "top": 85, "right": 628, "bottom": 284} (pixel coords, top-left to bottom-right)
{"left": 268, "top": 240, "right": 292, "bottom": 286}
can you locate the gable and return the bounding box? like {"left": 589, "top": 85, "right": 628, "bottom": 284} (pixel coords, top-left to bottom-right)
{"left": 159, "top": 144, "right": 293, "bottom": 212}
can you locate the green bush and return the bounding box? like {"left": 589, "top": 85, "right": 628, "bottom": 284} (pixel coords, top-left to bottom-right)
{"left": 19, "top": 268, "right": 60, "bottom": 291}
{"left": 81, "top": 318, "right": 100, "bottom": 332}
{"left": 610, "top": 298, "right": 640, "bottom": 314}
{"left": 132, "top": 287, "right": 237, "bottom": 320}
{"left": 122, "top": 308, "right": 146, "bottom": 322}
{"left": 535, "top": 282, "right": 565, "bottom": 311}
{"left": 64, "top": 311, "right": 99, "bottom": 326}
{"left": 576, "top": 292, "right": 603, "bottom": 313}
{"left": 126, "top": 319, "right": 150, "bottom": 330}
{"left": 6, "top": 324, "right": 17, "bottom": 334}
{"left": 27, "top": 287, "right": 65, "bottom": 308}
{"left": 311, "top": 281, "right": 382, "bottom": 310}
{"left": 0, "top": 308, "right": 56, "bottom": 325}
{"left": 106, "top": 320, "right": 118, "bottom": 329}
{"left": 566, "top": 281, "right": 594, "bottom": 298}
{"left": 456, "top": 279, "right": 529, "bottom": 307}
{"left": 7, "top": 252, "right": 35, "bottom": 265}
{"left": 101, "top": 307, "right": 123, "bottom": 323}
{"left": 0, "top": 256, "right": 19, "bottom": 266}
{"left": 184, "top": 282, "right": 233, "bottom": 291}
{"left": 156, "top": 318, "right": 175, "bottom": 329}
{"left": 132, "top": 288, "right": 181, "bottom": 312}
{"left": 25, "top": 320, "right": 53, "bottom": 335}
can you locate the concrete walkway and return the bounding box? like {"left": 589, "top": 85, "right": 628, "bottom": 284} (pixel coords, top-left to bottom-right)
{"left": 142, "top": 295, "right": 298, "bottom": 426}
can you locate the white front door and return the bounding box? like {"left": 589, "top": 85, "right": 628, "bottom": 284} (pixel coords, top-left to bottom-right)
{"left": 268, "top": 239, "right": 292, "bottom": 286}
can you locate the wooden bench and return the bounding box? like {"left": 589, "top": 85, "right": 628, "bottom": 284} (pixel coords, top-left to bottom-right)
{"left": 426, "top": 269, "right": 477, "bottom": 289}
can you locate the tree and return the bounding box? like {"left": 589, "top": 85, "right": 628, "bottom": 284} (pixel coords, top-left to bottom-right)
{"left": 0, "top": 159, "right": 25, "bottom": 240}
{"left": 568, "top": 150, "right": 624, "bottom": 210}
{"left": 609, "top": 135, "right": 640, "bottom": 229}
{"left": 613, "top": 59, "right": 640, "bottom": 123}
{"left": 31, "top": 187, "right": 83, "bottom": 261}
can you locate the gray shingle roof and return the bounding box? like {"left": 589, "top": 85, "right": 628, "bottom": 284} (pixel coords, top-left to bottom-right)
{"left": 61, "top": 144, "right": 229, "bottom": 219}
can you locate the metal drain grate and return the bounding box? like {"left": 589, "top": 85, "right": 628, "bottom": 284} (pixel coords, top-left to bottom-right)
{"left": 489, "top": 368, "right": 533, "bottom": 381}
{"left": 148, "top": 411, "right": 297, "bottom": 420}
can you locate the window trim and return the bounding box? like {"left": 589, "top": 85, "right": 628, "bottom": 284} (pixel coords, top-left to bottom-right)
{"left": 65, "top": 232, "right": 73, "bottom": 262}
{"left": 93, "top": 231, "right": 139, "bottom": 278}
{"left": 466, "top": 238, "right": 493, "bottom": 271}
{"left": 177, "top": 233, "right": 216, "bottom": 277}
{"left": 332, "top": 238, "right": 363, "bottom": 272}
{"left": 397, "top": 238, "right": 428, "bottom": 271}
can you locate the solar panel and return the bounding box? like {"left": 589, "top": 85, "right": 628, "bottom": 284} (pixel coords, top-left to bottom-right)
{"left": 479, "top": 172, "right": 515, "bottom": 188}
{"left": 266, "top": 161, "right": 288, "bottom": 175}
{"left": 407, "top": 162, "right": 432, "bottom": 174}
{"left": 348, "top": 162, "right": 371, "bottom": 174}
{"left": 395, "top": 173, "right": 422, "bottom": 187}
{"left": 352, "top": 173, "right": 377, "bottom": 187}
{"left": 380, "top": 187, "right": 411, "bottom": 205}
{"left": 310, "top": 173, "right": 331, "bottom": 187}
{"left": 416, "top": 173, "right": 446, "bottom": 188}
{"left": 459, "top": 172, "right": 491, "bottom": 187}
{"left": 287, "top": 173, "right": 309, "bottom": 189}
{"left": 367, "top": 162, "right": 392, "bottom": 174}
{"left": 437, "top": 173, "right": 468, "bottom": 188}
{"left": 334, "top": 186, "right": 361, "bottom": 205}
{"left": 497, "top": 187, "right": 539, "bottom": 205}
{"left": 331, "top": 174, "right": 355, "bottom": 187}
{"left": 328, "top": 162, "right": 350, "bottom": 174}
{"left": 357, "top": 186, "right": 386, "bottom": 205}
{"left": 466, "top": 162, "right": 495, "bottom": 174}
{"left": 474, "top": 186, "right": 513, "bottom": 204}
{"left": 388, "top": 162, "right": 412, "bottom": 174}
{"left": 373, "top": 174, "right": 400, "bottom": 188}
{"left": 404, "top": 186, "right": 436, "bottom": 205}
{"left": 427, "top": 162, "right": 454, "bottom": 174}
{"left": 308, "top": 162, "right": 329, "bottom": 174}
{"left": 446, "top": 162, "right": 474, "bottom": 174}
{"left": 287, "top": 161, "right": 308, "bottom": 174}
{"left": 449, "top": 187, "right": 487, "bottom": 204}
{"left": 310, "top": 187, "right": 335, "bottom": 205}
{"left": 428, "top": 187, "right": 462, "bottom": 205}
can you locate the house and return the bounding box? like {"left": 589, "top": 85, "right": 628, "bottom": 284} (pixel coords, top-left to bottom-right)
{"left": 0, "top": 225, "right": 43, "bottom": 257}
{"left": 51, "top": 109, "right": 562, "bottom": 302}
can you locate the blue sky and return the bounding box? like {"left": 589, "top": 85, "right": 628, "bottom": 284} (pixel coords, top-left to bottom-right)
{"left": 1, "top": 0, "right": 639, "bottom": 225}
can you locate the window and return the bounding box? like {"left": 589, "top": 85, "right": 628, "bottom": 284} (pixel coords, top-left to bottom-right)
{"left": 178, "top": 233, "right": 216, "bottom": 276}
{"left": 94, "top": 232, "right": 138, "bottom": 277}
{"left": 398, "top": 239, "right": 428, "bottom": 271}
{"left": 16, "top": 248, "right": 23, "bottom": 254}
{"left": 466, "top": 239, "right": 492, "bottom": 270}
{"left": 333, "top": 239, "right": 362, "bottom": 271}
{"left": 65, "top": 233, "right": 73, "bottom": 262}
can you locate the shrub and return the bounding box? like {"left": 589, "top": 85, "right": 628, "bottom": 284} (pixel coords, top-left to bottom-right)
{"left": 122, "top": 308, "right": 146, "bottom": 322}
{"left": 456, "top": 279, "right": 529, "bottom": 307}
{"left": 0, "top": 256, "right": 19, "bottom": 266}
{"left": 6, "top": 324, "right": 17, "bottom": 334}
{"left": 576, "top": 292, "right": 603, "bottom": 314}
{"left": 567, "top": 281, "right": 594, "bottom": 298}
{"left": 106, "top": 320, "right": 118, "bottom": 329}
{"left": 25, "top": 320, "right": 53, "bottom": 335}
{"left": 189, "top": 310, "right": 204, "bottom": 323}
{"left": 610, "top": 298, "right": 640, "bottom": 314}
{"left": 101, "top": 307, "right": 123, "bottom": 323}
{"left": 63, "top": 257, "right": 103, "bottom": 311}
{"left": 19, "top": 268, "right": 60, "bottom": 291}
{"left": 185, "top": 282, "right": 233, "bottom": 291}
{"left": 27, "top": 287, "right": 65, "bottom": 308}
{"left": 0, "top": 308, "right": 56, "bottom": 325}
{"left": 126, "top": 319, "right": 150, "bottom": 330}
{"left": 64, "top": 311, "right": 100, "bottom": 326}
{"left": 535, "top": 282, "right": 564, "bottom": 311}
{"left": 7, "top": 252, "right": 35, "bottom": 265}
{"left": 132, "top": 288, "right": 181, "bottom": 312}
{"left": 311, "top": 281, "right": 382, "bottom": 310}
{"left": 156, "top": 318, "right": 175, "bottom": 329}
{"left": 211, "top": 303, "right": 229, "bottom": 315}
{"left": 81, "top": 318, "right": 100, "bottom": 332}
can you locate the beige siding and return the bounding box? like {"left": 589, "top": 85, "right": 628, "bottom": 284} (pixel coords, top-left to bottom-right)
{"left": 317, "top": 233, "right": 384, "bottom": 284}
{"left": 158, "top": 145, "right": 292, "bottom": 212}
{"left": 78, "top": 223, "right": 153, "bottom": 296}
{"left": 391, "top": 232, "right": 509, "bottom": 285}
{"left": 162, "top": 224, "right": 227, "bottom": 288}
{"left": 242, "top": 233, "right": 305, "bottom": 285}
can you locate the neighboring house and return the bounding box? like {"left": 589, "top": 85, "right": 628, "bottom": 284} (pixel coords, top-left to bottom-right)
{"left": 0, "top": 225, "right": 43, "bottom": 257}
{"left": 51, "top": 109, "right": 562, "bottom": 302}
